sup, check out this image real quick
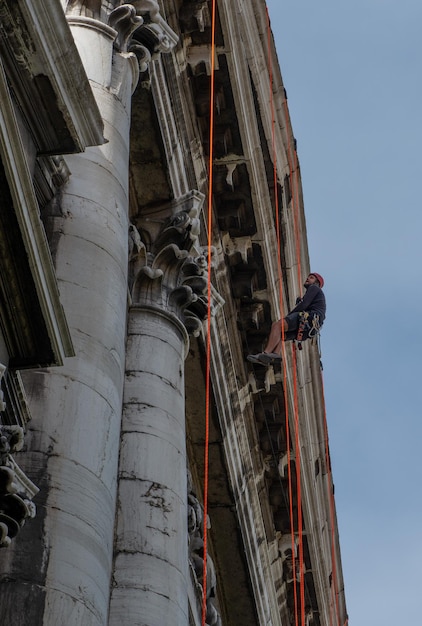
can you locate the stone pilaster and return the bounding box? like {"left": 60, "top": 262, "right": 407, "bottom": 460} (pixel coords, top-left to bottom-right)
{"left": 110, "top": 192, "right": 209, "bottom": 625}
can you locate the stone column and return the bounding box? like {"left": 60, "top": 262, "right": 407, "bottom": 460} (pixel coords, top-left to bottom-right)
{"left": 112, "top": 307, "right": 189, "bottom": 625}
{"left": 0, "top": 4, "right": 175, "bottom": 626}
{"left": 17, "top": 13, "right": 134, "bottom": 626}
{"left": 109, "top": 193, "right": 208, "bottom": 625}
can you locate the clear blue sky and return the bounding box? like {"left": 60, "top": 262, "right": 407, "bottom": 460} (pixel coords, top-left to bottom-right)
{"left": 266, "top": 2, "right": 422, "bottom": 624}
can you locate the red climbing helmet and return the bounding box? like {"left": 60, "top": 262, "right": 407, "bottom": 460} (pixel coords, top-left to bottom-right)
{"left": 310, "top": 272, "right": 324, "bottom": 288}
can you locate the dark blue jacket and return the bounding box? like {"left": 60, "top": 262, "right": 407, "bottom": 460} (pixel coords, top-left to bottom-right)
{"left": 290, "top": 284, "right": 326, "bottom": 323}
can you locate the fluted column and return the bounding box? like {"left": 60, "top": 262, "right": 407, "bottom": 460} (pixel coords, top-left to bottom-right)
{"left": 110, "top": 193, "right": 208, "bottom": 625}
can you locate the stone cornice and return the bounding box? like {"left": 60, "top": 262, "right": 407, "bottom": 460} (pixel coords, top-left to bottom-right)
{"left": 0, "top": 0, "right": 105, "bottom": 153}
{"left": 0, "top": 61, "right": 74, "bottom": 365}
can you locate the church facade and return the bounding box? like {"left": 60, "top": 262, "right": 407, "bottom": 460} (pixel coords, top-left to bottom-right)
{"left": 0, "top": 1, "right": 347, "bottom": 625}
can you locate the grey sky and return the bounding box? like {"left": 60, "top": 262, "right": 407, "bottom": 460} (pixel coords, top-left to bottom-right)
{"left": 266, "top": 1, "right": 422, "bottom": 624}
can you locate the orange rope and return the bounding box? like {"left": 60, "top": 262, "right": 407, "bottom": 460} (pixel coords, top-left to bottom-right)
{"left": 285, "top": 402, "right": 299, "bottom": 626}
{"left": 292, "top": 345, "right": 305, "bottom": 626}
{"left": 279, "top": 79, "right": 306, "bottom": 626}
{"left": 202, "top": 1, "right": 217, "bottom": 624}
{"left": 278, "top": 63, "right": 307, "bottom": 626}
{"left": 280, "top": 63, "right": 306, "bottom": 626}
{"left": 266, "top": 8, "right": 299, "bottom": 625}
{"left": 321, "top": 369, "right": 342, "bottom": 626}
{"left": 267, "top": 13, "right": 345, "bottom": 626}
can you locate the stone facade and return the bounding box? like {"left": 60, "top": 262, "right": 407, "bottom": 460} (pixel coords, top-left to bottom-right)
{"left": 0, "top": 1, "right": 347, "bottom": 625}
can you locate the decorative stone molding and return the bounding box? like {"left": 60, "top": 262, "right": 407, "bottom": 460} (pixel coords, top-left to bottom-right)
{"left": 129, "top": 191, "right": 214, "bottom": 335}
{"left": 0, "top": 0, "right": 105, "bottom": 152}
{"left": 0, "top": 3, "right": 36, "bottom": 74}
{"left": 1, "top": 369, "right": 31, "bottom": 429}
{"left": 278, "top": 534, "right": 299, "bottom": 584}
{"left": 66, "top": 1, "right": 178, "bottom": 75}
{"left": 108, "top": 4, "right": 144, "bottom": 53}
{"left": 0, "top": 365, "right": 6, "bottom": 414}
{"left": 128, "top": 1, "right": 178, "bottom": 56}
{"left": 0, "top": 365, "right": 38, "bottom": 548}
{"left": 36, "top": 156, "right": 71, "bottom": 207}
{"left": 66, "top": 0, "right": 178, "bottom": 85}
{"left": 188, "top": 471, "right": 222, "bottom": 626}
{"left": 65, "top": 0, "right": 105, "bottom": 20}
{"left": 187, "top": 44, "right": 219, "bottom": 77}
{"left": 180, "top": 1, "right": 211, "bottom": 34}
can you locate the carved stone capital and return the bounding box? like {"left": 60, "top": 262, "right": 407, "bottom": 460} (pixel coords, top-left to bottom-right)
{"left": 108, "top": 4, "right": 144, "bottom": 53}
{"left": 0, "top": 365, "right": 39, "bottom": 548}
{"left": 66, "top": 1, "right": 178, "bottom": 77}
{"left": 187, "top": 470, "right": 222, "bottom": 626}
{"left": 129, "top": 191, "right": 215, "bottom": 335}
{"left": 0, "top": 424, "right": 38, "bottom": 547}
{"left": 129, "top": 1, "right": 179, "bottom": 55}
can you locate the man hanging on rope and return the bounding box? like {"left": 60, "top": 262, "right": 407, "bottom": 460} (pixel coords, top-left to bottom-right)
{"left": 247, "top": 273, "right": 326, "bottom": 365}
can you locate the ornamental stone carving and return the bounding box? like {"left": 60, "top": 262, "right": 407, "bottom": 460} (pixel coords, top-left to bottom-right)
{"left": 188, "top": 471, "right": 222, "bottom": 626}
{"left": 108, "top": 4, "right": 144, "bottom": 53}
{"left": 66, "top": 1, "right": 178, "bottom": 74}
{"left": 0, "top": 365, "right": 38, "bottom": 548}
{"left": 129, "top": 191, "right": 213, "bottom": 336}
{"left": 180, "top": 1, "right": 210, "bottom": 34}
{"left": 128, "top": 1, "right": 178, "bottom": 56}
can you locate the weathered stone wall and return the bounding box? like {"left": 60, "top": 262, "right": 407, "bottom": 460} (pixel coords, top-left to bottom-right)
{"left": 0, "top": 9, "right": 137, "bottom": 624}
{"left": 0, "top": 2, "right": 348, "bottom": 626}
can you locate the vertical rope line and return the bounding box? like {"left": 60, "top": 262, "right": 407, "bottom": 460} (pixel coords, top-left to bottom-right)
{"left": 202, "top": 1, "right": 217, "bottom": 624}
{"left": 292, "top": 345, "right": 305, "bottom": 625}
{"left": 285, "top": 401, "right": 299, "bottom": 626}
{"left": 266, "top": 7, "right": 298, "bottom": 624}
{"left": 281, "top": 74, "right": 305, "bottom": 626}
{"left": 283, "top": 90, "right": 306, "bottom": 626}
{"left": 267, "top": 16, "right": 341, "bottom": 626}
{"left": 320, "top": 369, "right": 342, "bottom": 626}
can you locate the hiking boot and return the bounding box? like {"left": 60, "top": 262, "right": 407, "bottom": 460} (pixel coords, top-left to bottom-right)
{"left": 247, "top": 352, "right": 281, "bottom": 365}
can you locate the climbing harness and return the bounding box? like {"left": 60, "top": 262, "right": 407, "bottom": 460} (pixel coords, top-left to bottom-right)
{"left": 308, "top": 313, "right": 321, "bottom": 339}
{"left": 295, "top": 311, "right": 309, "bottom": 349}
{"left": 295, "top": 312, "right": 321, "bottom": 350}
